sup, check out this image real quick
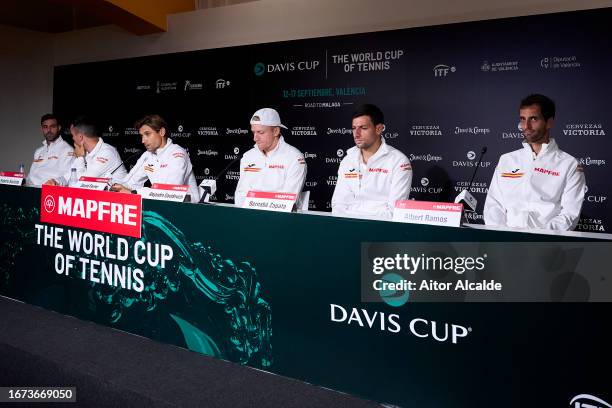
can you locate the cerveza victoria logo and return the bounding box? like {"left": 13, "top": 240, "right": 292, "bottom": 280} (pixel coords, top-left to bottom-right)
{"left": 254, "top": 59, "right": 320, "bottom": 76}
{"left": 40, "top": 185, "right": 142, "bottom": 238}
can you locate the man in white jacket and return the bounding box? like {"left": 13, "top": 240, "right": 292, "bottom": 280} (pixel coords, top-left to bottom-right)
{"left": 484, "top": 94, "right": 586, "bottom": 230}
{"left": 234, "top": 108, "right": 307, "bottom": 207}
{"left": 44, "top": 116, "right": 127, "bottom": 186}
{"left": 110, "top": 114, "right": 200, "bottom": 203}
{"left": 26, "top": 114, "right": 74, "bottom": 187}
{"left": 331, "top": 104, "right": 412, "bottom": 220}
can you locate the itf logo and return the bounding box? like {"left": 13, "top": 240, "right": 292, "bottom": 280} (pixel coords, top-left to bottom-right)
{"left": 570, "top": 394, "right": 612, "bottom": 408}
{"left": 433, "top": 64, "right": 456, "bottom": 77}
{"left": 216, "top": 79, "right": 230, "bottom": 89}
{"left": 254, "top": 62, "right": 266, "bottom": 76}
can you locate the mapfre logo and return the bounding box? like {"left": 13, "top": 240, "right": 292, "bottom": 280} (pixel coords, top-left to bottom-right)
{"left": 40, "top": 185, "right": 142, "bottom": 238}
{"left": 570, "top": 394, "right": 612, "bottom": 408}
{"left": 43, "top": 194, "right": 56, "bottom": 213}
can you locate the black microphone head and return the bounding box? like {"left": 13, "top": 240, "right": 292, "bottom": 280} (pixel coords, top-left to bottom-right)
{"left": 481, "top": 146, "right": 487, "bottom": 154}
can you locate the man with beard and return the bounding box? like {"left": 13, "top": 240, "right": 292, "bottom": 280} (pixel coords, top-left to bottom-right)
{"left": 43, "top": 116, "right": 127, "bottom": 186}
{"left": 110, "top": 114, "right": 200, "bottom": 203}
{"left": 484, "top": 94, "right": 586, "bottom": 230}
{"left": 331, "top": 104, "right": 412, "bottom": 220}
{"left": 26, "top": 114, "right": 74, "bottom": 186}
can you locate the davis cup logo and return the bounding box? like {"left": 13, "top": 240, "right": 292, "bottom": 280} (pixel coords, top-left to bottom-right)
{"left": 44, "top": 195, "right": 55, "bottom": 213}
{"left": 254, "top": 62, "right": 265, "bottom": 76}
{"left": 467, "top": 151, "right": 476, "bottom": 160}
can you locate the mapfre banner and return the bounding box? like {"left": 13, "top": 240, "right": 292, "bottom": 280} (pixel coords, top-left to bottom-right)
{"left": 40, "top": 185, "right": 142, "bottom": 238}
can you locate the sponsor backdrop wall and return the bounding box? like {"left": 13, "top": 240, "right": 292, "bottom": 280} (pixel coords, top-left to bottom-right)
{"left": 53, "top": 9, "right": 610, "bottom": 231}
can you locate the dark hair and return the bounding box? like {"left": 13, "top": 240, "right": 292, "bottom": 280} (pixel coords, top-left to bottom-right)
{"left": 520, "top": 94, "right": 556, "bottom": 121}
{"left": 40, "top": 113, "right": 59, "bottom": 125}
{"left": 352, "top": 104, "right": 385, "bottom": 125}
{"left": 135, "top": 114, "right": 167, "bottom": 132}
{"left": 71, "top": 116, "right": 99, "bottom": 138}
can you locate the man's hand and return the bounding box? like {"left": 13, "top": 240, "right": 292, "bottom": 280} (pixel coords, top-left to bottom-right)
{"left": 110, "top": 183, "right": 132, "bottom": 194}
{"left": 43, "top": 179, "right": 58, "bottom": 186}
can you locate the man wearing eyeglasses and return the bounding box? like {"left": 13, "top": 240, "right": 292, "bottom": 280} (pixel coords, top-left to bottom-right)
{"left": 331, "top": 104, "right": 412, "bottom": 220}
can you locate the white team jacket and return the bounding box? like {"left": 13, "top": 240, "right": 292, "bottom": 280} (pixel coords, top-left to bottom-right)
{"left": 331, "top": 138, "right": 412, "bottom": 220}
{"left": 484, "top": 138, "right": 586, "bottom": 230}
{"left": 57, "top": 138, "right": 127, "bottom": 186}
{"left": 119, "top": 138, "right": 200, "bottom": 203}
{"left": 234, "top": 136, "right": 307, "bottom": 207}
{"left": 27, "top": 137, "right": 74, "bottom": 187}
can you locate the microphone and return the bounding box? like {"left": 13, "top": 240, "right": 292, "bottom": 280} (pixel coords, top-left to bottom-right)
{"left": 454, "top": 146, "right": 487, "bottom": 213}
{"left": 198, "top": 157, "right": 241, "bottom": 203}
{"left": 109, "top": 149, "right": 143, "bottom": 175}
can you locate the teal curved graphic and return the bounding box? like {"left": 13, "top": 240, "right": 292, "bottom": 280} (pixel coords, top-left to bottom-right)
{"left": 379, "top": 272, "right": 410, "bottom": 307}
{"left": 88, "top": 210, "right": 273, "bottom": 367}
{"left": 254, "top": 62, "right": 265, "bottom": 76}
{"left": 0, "top": 204, "right": 39, "bottom": 286}
{"left": 170, "top": 313, "right": 222, "bottom": 357}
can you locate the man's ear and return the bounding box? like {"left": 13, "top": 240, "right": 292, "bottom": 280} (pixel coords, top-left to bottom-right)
{"left": 160, "top": 127, "right": 166, "bottom": 138}
{"left": 375, "top": 123, "right": 385, "bottom": 136}
{"left": 546, "top": 117, "right": 554, "bottom": 131}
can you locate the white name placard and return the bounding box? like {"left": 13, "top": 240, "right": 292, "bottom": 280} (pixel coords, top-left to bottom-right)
{"left": 139, "top": 183, "right": 188, "bottom": 202}
{"left": 393, "top": 200, "right": 463, "bottom": 227}
{"left": 0, "top": 171, "right": 25, "bottom": 186}
{"left": 75, "top": 176, "right": 110, "bottom": 190}
{"left": 242, "top": 191, "right": 297, "bottom": 212}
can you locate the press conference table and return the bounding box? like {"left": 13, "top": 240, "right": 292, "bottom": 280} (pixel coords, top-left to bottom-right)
{"left": 1, "top": 184, "right": 610, "bottom": 408}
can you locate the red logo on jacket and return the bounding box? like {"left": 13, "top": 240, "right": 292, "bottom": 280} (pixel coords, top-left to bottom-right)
{"left": 534, "top": 167, "right": 560, "bottom": 176}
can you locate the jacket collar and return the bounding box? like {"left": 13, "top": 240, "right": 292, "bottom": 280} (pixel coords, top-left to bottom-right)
{"left": 255, "top": 135, "right": 285, "bottom": 158}
{"left": 348, "top": 137, "right": 389, "bottom": 163}
{"left": 154, "top": 138, "right": 174, "bottom": 156}
{"left": 522, "top": 137, "right": 559, "bottom": 158}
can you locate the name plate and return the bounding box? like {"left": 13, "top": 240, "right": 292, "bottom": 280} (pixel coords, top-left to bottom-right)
{"left": 75, "top": 176, "right": 110, "bottom": 190}
{"left": 242, "top": 191, "right": 297, "bottom": 212}
{"left": 0, "top": 171, "right": 25, "bottom": 186}
{"left": 139, "top": 183, "right": 189, "bottom": 202}
{"left": 393, "top": 200, "right": 463, "bottom": 227}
